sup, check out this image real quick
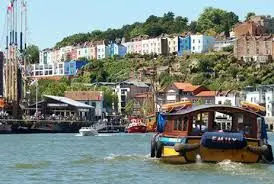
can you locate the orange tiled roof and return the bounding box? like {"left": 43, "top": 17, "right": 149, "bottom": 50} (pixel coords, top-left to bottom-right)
{"left": 65, "top": 91, "right": 103, "bottom": 101}
{"left": 195, "top": 91, "right": 216, "bottom": 97}
{"left": 173, "top": 82, "right": 201, "bottom": 92}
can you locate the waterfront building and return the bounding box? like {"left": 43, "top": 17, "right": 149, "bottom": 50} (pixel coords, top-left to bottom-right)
{"left": 178, "top": 35, "right": 191, "bottom": 56}
{"left": 244, "top": 85, "right": 274, "bottom": 131}
{"left": 115, "top": 81, "right": 150, "bottom": 114}
{"left": 168, "top": 36, "right": 178, "bottom": 54}
{"left": 215, "top": 90, "right": 241, "bottom": 106}
{"left": 234, "top": 35, "right": 274, "bottom": 63}
{"left": 194, "top": 91, "right": 216, "bottom": 104}
{"left": 165, "top": 82, "right": 209, "bottom": 104}
{"left": 190, "top": 35, "right": 215, "bottom": 53}
{"left": 109, "top": 43, "right": 127, "bottom": 57}
{"left": 64, "top": 91, "right": 105, "bottom": 119}
{"left": 32, "top": 95, "right": 95, "bottom": 121}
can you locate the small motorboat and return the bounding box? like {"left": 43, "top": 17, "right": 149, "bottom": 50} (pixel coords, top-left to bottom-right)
{"left": 79, "top": 126, "right": 98, "bottom": 136}
{"left": 126, "top": 118, "right": 147, "bottom": 133}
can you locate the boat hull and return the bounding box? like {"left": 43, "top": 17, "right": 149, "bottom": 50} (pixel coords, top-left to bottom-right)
{"left": 127, "top": 125, "right": 147, "bottom": 133}
{"left": 155, "top": 136, "right": 263, "bottom": 164}
{"left": 79, "top": 128, "right": 98, "bottom": 136}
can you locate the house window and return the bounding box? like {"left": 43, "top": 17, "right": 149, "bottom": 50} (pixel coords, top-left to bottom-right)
{"left": 218, "top": 101, "right": 222, "bottom": 105}
{"left": 193, "top": 46, "right": 195, "bottom": 50}
{"left": 251, "top": 97, "right": 253, "bottom": 102}
{"left": 198, "top": 40, "right": 200, "bottom": 43}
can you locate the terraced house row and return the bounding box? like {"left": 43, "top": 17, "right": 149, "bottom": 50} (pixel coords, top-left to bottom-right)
{"left": 39, "top": 34, "right": 216, "bottom": 65}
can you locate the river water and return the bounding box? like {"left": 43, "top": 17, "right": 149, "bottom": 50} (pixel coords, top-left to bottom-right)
{"left": 1, "top": 133, "right": 274, "bottom": 184}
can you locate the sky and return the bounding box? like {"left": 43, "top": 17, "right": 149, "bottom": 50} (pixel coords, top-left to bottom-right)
{"left": 0, "top": 0, "right": 273, "bottom": 50}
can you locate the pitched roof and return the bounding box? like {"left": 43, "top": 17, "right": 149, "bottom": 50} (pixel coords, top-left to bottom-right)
{"left": 195, "top": 91, "right": 216, "bottom": 97}
{"left": 173, "top": 82, "right": 201, "bottom": 92}
{"left": 44, "top": 95, "right": 94, "bottom": 109}
{"left": 64, "top": 91, "right": 103, "bottom": 101}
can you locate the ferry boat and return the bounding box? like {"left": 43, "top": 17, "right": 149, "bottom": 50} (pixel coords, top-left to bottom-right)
{"left": 150, "top": 101, "right": 273, "bottom": 164}
{"left": 126, "top": 118, "right": 147, "bottom": 133}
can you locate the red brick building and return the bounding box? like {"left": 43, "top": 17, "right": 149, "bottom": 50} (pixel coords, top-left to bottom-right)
{"left": 233, "top": 21, "right": 265, "bottom": 38}
{"left": 234, "top": 35, "right": 273, "bottom": 63}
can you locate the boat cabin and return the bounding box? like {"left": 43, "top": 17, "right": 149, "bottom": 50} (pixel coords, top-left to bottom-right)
{"left": 160, "top": 105, "right": 266, "bottom": 140}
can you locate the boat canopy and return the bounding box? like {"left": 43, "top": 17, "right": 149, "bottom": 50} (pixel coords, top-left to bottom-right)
{"left": 157, "top": 104, "right": 268, "bottom": 141}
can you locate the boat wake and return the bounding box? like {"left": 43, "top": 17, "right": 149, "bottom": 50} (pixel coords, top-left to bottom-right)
{"left": 104, "top": 154, "right": 150, "bottom": 162}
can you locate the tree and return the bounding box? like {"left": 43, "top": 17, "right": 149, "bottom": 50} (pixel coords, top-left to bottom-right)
{"left": 125, "top": 99, "right": 135, "bottom": 115}
{"left": 188, "top": 21, "right": 198, "bottom": 33}
{"left": 197, "top": 7, "right": 239, "bottom": 34}
{"left": 26, "top": 45, "right": 39, "bottom": 64}
{"left": 245, "top": 12, "right": 256, "bottom": 21}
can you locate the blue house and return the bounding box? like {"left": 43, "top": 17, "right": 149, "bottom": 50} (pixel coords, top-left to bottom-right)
{"left": 178, "top": 36, "right": 191, "bottom": 56}
{"left": 109, "top": 43, "right": 127, "bottom": 57}
{"left": 64, "top": 60, "right": 88, "bottom": 76}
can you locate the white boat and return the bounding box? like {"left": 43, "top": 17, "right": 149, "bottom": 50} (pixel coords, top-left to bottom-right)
{"left": 79, "top": 127, "right": 98, "bottom": 136}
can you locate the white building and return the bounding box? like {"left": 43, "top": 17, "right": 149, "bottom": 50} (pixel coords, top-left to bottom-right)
{"left": 77, "top": 47, "right": 89, "bottom": 60}
{"left": 30, "top": 62, "right": 65, "bottom": 77}
{"left": 39, "top": 49, "right": 53, "bottom": 65}
{"left": 142, "top": 37, "right": 168, "bottom": 55}
{"left": 213, "top": 39, "right": 235, "bottom": 52}
{"left": 191, "top": 35, "right": 215, "bottom": 53}
{"left": 97, "top": 44, "right": 110, "bottom": 60}
{"left": 60, "top": 46, "right": 74, "bottom": 61}
{"left": 215, "top": 91, "right": 241, "bottom": 106}
{"left": 168, "top": 36, "right": 178, "bottom": 54}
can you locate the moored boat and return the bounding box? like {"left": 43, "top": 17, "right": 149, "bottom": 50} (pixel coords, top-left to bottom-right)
{"left": 79, "top": 126, "right": 98, "bottom": 136}
{"left": 151, "top": 102, "right": 273, "bottom": 164}
{"left": 126, "top": 118, "right": 147, "bottom": 133}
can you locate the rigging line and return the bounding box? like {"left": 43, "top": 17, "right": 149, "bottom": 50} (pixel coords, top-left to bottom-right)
{"left": 0, "top": 11, "right": 8, "bottom": 51}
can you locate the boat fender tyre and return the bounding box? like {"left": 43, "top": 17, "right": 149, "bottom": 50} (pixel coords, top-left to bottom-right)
{"left": 150, "top": 135, "right": 157, "bottom": 158}
{"left": 174, "top": 143, "right": 200, "bottom": 153}
{"left": 247, "top": 144, "right": 273, "bottom": 162}
{"left": 156, "top": 141, "right": 163, "bottom": 158}
{"left": 263, "top": 144, "right": 273, "bottom": 163}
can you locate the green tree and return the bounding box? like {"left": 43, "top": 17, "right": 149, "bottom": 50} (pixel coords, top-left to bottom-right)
{"left": 125, "top": 99, "right": 135, "bottom": 115}
{"left": 245, "top": 12, "right": 256, "bottom": 21}
{"left": 197, "top": 7, "right": 239, "bottom": 34}
{"left": 26, "top": 45, "right": 39, "bottom": 64}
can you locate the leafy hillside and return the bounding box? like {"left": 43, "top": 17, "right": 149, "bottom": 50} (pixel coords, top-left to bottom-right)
{"left": 55, "top": 7, "right": 239, "bottom": 48}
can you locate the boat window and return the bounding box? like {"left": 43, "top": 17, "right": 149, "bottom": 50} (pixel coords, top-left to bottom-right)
{"left": 173, "top": 118, "right": 183, "bottom": 131}
{"left": 183, "top": 117, "right": 188, "bottom": 131}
